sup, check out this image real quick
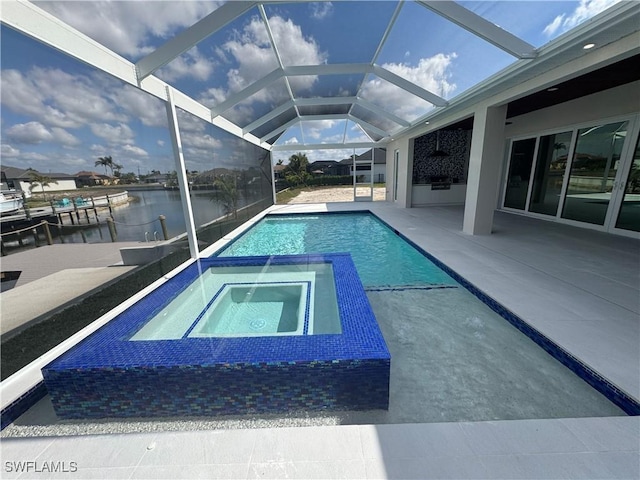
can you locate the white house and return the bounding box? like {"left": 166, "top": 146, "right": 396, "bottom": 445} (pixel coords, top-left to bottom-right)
{"left": 1, "top": 166, "right": 78, "bottom": 195}
{"left": 340, "top": 148, "right": 387, "bottom": 183}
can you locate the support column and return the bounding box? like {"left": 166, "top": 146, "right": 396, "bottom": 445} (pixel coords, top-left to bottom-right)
{"left": 463, "top": 104, "right": 507, "bottom": 235}
{"left": 165, "top": 86, "right": 199, "bottom": 258}
{"left": 270, "top": 151, "right": 277, "bottom": 205}
{"left": 393, "top": 137, "right": 413, "bottom": 208}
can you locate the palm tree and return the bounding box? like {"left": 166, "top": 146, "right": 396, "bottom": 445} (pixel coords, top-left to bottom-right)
{"left": 165, "top": 170, "right": 178, "bottom": 188}
{"left": 95, "top": 156, "right": 113, "bottom": 175}
{"left": 284, "top": 152, "right": 311, "bottom": 186}
{"left": 28, "top": 171, "right": 58, "bottom": 201}
{"left": 213, "top": 175, "right": 239, "bottom": 218}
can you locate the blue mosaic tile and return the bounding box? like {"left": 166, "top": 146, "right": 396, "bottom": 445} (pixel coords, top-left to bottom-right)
{"left": 42, "top": 254, "right": 390, "bottom": 419}
{"left": 0, "top": 382, "right": 48, "bottom": 430}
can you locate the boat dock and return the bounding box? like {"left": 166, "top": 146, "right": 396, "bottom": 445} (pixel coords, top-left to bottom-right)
{"left": 1, "top": 191, "right": 128, "bottom": 227}
{"left": 0, "top": 192, "right": 133, "bottom": 254}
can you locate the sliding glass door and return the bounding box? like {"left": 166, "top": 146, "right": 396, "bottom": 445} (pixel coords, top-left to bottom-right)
{"left": 503, "top": 138, "right": 536, "bottom": 210}
{"left": 503, "top": 115, "right": 639, "bottom": 235}
{"left": 613, "top": 134, "right": 640, "bottom": 232}
{"left": 529, "top": 131, "right": 572, "bottom": 216}
{"left": 561, "top": 121, "right": 628, "bottom": 225}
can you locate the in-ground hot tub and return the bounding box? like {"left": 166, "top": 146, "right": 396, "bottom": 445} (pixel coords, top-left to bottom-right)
{"left": 42, "top": 254, "right": 390, "bottom": 419}
{"left": 130, "top": 265, "right": 321, "bottom": 340}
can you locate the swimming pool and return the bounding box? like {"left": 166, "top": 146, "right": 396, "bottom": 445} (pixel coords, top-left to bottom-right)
{"left": 41, "top": 211, "right": 636, "bottom": 422}
{"left": 218, "top": 213, "right": 457, "bottom": 287}
{"left": 215, "top": 212, "right": 637, "bottom": 422}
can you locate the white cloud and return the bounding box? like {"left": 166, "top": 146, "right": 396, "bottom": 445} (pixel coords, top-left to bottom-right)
{"left": 157, "top": 46, "right": 215, "bottom": 82}
{"left": 1, "top": 144, "right": 20, "bottom": 158}
{"left": 199, "top": 87, "right": 228, "bottom": 108}
{"left": 90, "top": 144, "right": 107, "bottom": 153}
{"left": 309, "top": 2, "right": 333, "bottom": 20}
{"left": 542, "top": 14, "right": 565, "bottom": 37}
{"left": 112, "top": 85, "right": 167, "bottom": 128}
{"left": 204, "top": 15, "right": 325, "bottom": 124}
{"left": 122, "top": 144, "right": 149, "bottom": 157}
{"left": 56, "top": 154, "right": 89, "bottom": 169}
{"left": 269, "top": 16, "right": 327, "bottom": 68}
{"left": 183, "top": 133, "right": 223, "bottom": 151}
{"left": 222, "top": 18, "right": 280, "bottom": 94}
{"left": 1, "top": 68, "right": 128, "bottom": 129}
{"left": 361, "top": 53, "right": 456, "bottom": 121}
{"left": 543, "top": 0, "right": 620, "bottom": 37}
{"left": 176, "top": 109, "right": 207, "bottom": 134}
{"left": 384, "top": 54, "right": 457, "bottom": 98}
{"left": 284, "top": 137, "right": 300, "bottom": 145}
{"left": 35, "top": 1, "right": 220, "bottom": 60}
{"left": 1, "top": 70, "right": 74, "bottom": 129}
{"left": 90, "top": 122, "right": 135, "bottom": 145}
{"left": 157, "top": 140, "right": 165, "bottom": 147}
{"left": 303, "top": 120, "right": 338, "bottom": 140}
{"left": 51, "top": 128, "right": 81, "bottom": 147}
{"left": 6, "top": 122, "right": 53, "bottom": 144}
{"left": 345, "top": 124, "right": 372, "bottom": 143}
{"left": 20, "top": 152, "right": 49, "bottom": 163}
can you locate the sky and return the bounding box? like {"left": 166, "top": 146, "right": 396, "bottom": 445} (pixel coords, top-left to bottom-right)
{"left": 0, "top": 0, "right": 621, "bottom": 175}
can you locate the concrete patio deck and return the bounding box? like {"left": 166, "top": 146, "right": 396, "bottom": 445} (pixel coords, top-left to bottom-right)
{"left": 1, "top": 203, "right": 638, "bottom": 479}
{"left": 0, "top": 242, "right": 141, "bottom": 338}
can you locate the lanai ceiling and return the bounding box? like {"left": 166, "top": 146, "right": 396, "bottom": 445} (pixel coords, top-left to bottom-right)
{"left": 12, "top": 0, "right": 637, "bottom": 153}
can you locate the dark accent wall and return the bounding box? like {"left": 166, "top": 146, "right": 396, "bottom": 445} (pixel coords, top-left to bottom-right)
{"left": 413, "top": 130, "right": 471, "bottom": 184}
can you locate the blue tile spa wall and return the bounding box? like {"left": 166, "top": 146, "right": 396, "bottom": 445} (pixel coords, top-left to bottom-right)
{"left": 42, "top": 254, "right": 390, "bottom": 419}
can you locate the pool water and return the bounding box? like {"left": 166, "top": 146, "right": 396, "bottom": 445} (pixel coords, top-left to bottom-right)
{"left": 131, "top": 263, "right": 338, "bottom": 340}
{"left": 219, "top": 214, "right": 457, "bottom": 288}
{"left": 215, "top": 212, "right": 629, "bottom": 423}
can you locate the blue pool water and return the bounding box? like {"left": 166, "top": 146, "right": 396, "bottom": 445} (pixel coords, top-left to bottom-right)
{"left": 218, "top": 213, "right": 456, "bottom": 288}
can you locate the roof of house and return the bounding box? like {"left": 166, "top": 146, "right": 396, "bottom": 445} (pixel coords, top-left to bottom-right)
{"left": 339, "top": 148, "right": 387, "bottom": 164}
{"left": 307, "top": 160, "right": 343, "bottom": 168}
{"left": 1, "top": 165, "right": 75, "bottom": 179}
{"left": 75, "top": 171, "right": 110, "bottom": 179}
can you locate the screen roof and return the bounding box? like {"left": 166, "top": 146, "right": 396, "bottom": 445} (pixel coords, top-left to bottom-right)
{"left": 12, "top": 0, "right": 633, "bottom": 156}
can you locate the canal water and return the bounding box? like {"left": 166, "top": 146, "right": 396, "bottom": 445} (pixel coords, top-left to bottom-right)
{"left": 28, "top": 189, "right": 242, "bottom": 247}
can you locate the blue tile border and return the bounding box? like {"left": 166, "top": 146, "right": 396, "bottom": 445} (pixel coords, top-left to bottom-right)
{"left": 1, "top": 382, "right": 47, "bottom": 430}
{"left": 180, "top": 280, "right": 312, "bottom": 338}
{"left": 42, "top": 253, "right": 390, "bottom": 419}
